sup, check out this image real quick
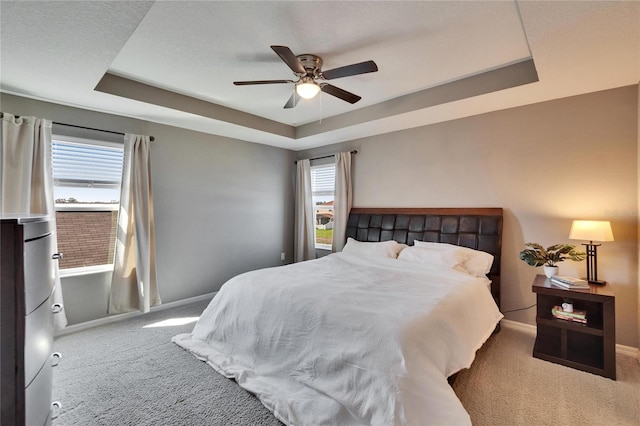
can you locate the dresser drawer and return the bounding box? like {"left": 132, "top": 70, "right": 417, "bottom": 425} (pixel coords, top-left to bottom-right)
{"left": 25, "top": 357, "right": 53, "bottom": 426}
{"left": 25, "top": 296, "right": 54, "bottom": 387}
{"left": 24, "top": 232, "right": 54, "bottom": 315}
{"left": 22, "top": 219, "right": 51, "bottom": 241}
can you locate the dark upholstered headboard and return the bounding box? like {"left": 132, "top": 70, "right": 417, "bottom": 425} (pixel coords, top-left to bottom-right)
{"left": 346, "top": 208, "right": 503, "bottom": 309}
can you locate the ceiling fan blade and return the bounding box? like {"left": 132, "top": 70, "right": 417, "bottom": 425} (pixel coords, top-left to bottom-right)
{"left": 321, "top": 84, "right": 361, "bottom": 104}
{"left": 271, "top": 45, "right": 306, "bottom": 74}
{"left": 283, "top": 92, "right": 300, "bottom": 109}
{"left": 233, "top": 80, "right": 294, "bottom": 85}
{"left": 322, "top": 60, "right": 378, "bottom": 80}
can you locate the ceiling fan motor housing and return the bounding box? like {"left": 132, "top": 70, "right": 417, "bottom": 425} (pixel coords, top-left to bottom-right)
{"left": 296, "top": 54, "right": 323, "bottom": 77}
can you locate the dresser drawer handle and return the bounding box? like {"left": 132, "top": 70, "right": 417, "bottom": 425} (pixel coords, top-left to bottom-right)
{"left": 51, "top": 401, "right": 62, "bottom": 420}
{"left": 52, "top": 303, "right": 64, "bottom": 314}
{"left": 52, "top": 352, "right": 62, "bottom": 367}
{"left": 52, "top": 252, "right": 64, "bottom": 260}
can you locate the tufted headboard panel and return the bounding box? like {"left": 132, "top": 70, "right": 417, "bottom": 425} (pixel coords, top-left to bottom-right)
{"left": 346, "top": 208, "right": 503, "bottom": 309}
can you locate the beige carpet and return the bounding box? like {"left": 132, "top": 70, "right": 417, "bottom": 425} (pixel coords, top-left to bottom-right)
{"left": 452, "top": 326, "right": 640, "bottom": 426}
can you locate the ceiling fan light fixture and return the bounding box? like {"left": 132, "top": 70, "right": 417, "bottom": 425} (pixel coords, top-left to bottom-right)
{"left": 296, "top": 78, "right": 321, "bottom": 99}
{"left": 234, "top": 46, "right": 377, "bottom": 108}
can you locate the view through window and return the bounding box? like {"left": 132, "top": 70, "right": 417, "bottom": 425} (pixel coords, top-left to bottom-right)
{"left": 310, "top": 163, "right": 335, "bottom": 250}
{"left": 52, "top": 136, "right": 124, "bottom": 270}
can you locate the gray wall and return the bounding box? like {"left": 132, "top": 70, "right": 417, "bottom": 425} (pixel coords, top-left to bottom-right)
{"left": 297, "top": 86, "right": 639, "bottom": 347}
{"left": 1, "top": 93, "right": 295, "bottom": 325}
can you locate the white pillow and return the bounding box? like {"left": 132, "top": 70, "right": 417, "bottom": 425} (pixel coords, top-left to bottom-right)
{"left": 341, "top": 237, "right": 406, "bottom": 259}
{"left": 397, "top": 245, "right": 469, "bottom": 270}
{"left": 413, "top": 241, "right": 494, "bottom": 277}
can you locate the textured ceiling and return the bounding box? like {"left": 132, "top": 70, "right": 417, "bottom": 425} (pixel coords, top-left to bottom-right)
{"left": 1, "top": 1, "right": 638, "bottom": 150}
{"left": 107, "top": 1, "right": 530, "bottom": 123}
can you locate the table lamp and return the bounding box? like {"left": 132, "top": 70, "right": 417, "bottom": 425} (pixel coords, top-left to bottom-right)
{"left": 568, "top": 220, "right": 614, "bottom": 285}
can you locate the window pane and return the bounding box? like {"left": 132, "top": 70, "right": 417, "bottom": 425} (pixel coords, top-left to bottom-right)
{"left": 311, "top": 163, "right": 335, "bottom": 196}
{"left": 52, "top": 139, "right": 123, "bottom": 204}
{"left": 55, "top": 211, "right": 118, "bottom": 269}
{"left": 314, "top": 200, "right": 333, "bottom": 248}
{"left": 52, "top": 137, "right": 123, "bottom": 269}
{"left": 52, "top": 140, "right": 123, "bottom": 186}
{"left": 311, "top": 164, "right": 335, "bottom": 249}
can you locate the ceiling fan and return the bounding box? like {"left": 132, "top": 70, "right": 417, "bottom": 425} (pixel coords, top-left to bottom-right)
{"left": 233, "top": 45, "right": 378, "bottom": 109}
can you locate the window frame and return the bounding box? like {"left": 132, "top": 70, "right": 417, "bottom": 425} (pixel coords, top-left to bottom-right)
{"left": 52, "top": 133, "right": 124, "bottom": 276}
{"left": 310, "top": 161, "right": 336, "bottom": 251}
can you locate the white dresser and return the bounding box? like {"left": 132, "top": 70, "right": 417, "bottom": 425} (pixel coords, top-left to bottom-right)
{"left": 1, "top": 215, "right": 62, "bottom": 425}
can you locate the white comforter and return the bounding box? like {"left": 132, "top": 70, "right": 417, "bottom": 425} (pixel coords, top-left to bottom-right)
{"left": 172, "top": 253, "right": 503, "bottom": 426}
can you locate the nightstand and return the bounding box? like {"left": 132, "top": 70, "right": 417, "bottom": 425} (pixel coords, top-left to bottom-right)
{"left": 531, "top": 274, "right": 616, "bottom": 380}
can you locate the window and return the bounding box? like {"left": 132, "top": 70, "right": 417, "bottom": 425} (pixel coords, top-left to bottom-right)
{"left": 52, "top": 135, "right": 124, "bottom": 271}
{"left": 310, "top": 163, "right": 335, "bottom": 250}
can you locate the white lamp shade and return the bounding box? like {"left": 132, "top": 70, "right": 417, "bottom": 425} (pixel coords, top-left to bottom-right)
{"left": 568, "top": 220, "right": 614, "bottom": 242}
{"left": 296, "top": 81, "right": 320, "bottom": 99}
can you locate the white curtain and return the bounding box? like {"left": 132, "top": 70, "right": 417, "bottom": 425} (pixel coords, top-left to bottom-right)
{"left": 109, "top": 134, "right": 160, "bottom": 314}
{"left": 332, "top": 151, "right": 353, "bottom": 252}
{"left": 0, "top": 113, "right": 68, "bottom": 329}
{"left": 294, "top": 159, "right": 315, "bottom": 262}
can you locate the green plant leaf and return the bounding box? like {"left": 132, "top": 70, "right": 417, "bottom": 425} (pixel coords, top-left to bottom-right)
{"left": 519, "top": 242, "right": 585, "bottom": 267}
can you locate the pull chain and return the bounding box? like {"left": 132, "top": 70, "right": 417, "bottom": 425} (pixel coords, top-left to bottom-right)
{"left": 319, "top": 90, "right": 323, "bottom": 125}
{"left": 292, "top": 86, "right": 297, "bottom": 126}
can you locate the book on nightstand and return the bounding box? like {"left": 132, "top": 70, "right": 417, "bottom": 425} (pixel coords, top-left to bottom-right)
{"left": 550, "top": 275, "right": 590, "bottom": 290}
{"left": 551, "top": 305, "right": 587, "bottom": 323}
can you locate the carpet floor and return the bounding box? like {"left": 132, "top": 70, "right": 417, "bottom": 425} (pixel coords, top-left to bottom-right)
{"left": 452, "top": 325, "right": 640, "bottom": 426}
{"left": 52, "top": 300, "right": 640, "bottom": 425}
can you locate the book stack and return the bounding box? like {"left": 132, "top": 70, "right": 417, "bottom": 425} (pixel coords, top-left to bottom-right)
{"left": 550, "top": 275, "right": 590, "bottom": 290}
{"left": 552, "top": 305, "right": 587, "bottom": 323}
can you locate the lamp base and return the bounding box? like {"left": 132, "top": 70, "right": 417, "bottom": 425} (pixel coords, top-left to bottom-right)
{"left": 588, "top": 279, "right": 607, "bottom": 286}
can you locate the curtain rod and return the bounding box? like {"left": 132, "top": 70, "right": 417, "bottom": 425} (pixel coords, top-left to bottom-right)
{"left": 53, "top": 122, "right": 155, "bottom": 141}
{"left": 1, "top": 113, "right": 155, "bottom": 141}
{"left": 294, "top": 150, "right": 357, "bottom": 164}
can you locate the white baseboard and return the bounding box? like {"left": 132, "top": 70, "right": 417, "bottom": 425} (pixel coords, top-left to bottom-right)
{"left": 55, "top": 292, "right": 216, "bottom": 337}
{"left": 500, "top": 319, "right": 536, "bottom": 335}
{"left": 616, "top": 344, "right": 640, "bottom": 358}
{"left": 500, "top": 319, "right": 639, "bottom": 357}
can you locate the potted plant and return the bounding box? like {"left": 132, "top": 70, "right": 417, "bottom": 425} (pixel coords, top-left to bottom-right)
{"left": 519, "top": 243, "right": 585, "bottom": 278}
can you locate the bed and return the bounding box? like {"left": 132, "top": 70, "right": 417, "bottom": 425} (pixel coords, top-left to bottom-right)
{"left": 173, "top": 207, "right": 503, "bottom": 425}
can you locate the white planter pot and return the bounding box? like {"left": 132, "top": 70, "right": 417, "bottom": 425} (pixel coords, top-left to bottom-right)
{"left": 544, "top": 265, "right": 559, "bottom": 278}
